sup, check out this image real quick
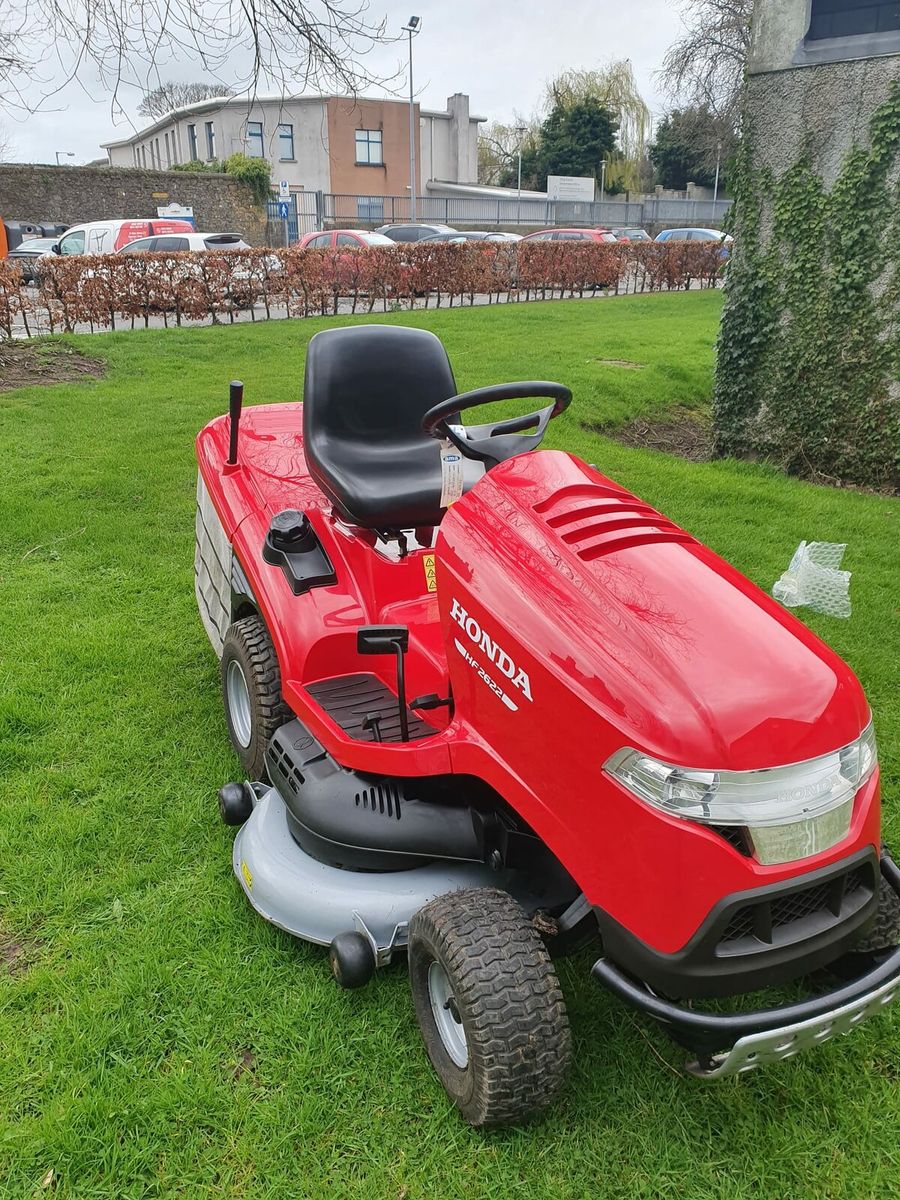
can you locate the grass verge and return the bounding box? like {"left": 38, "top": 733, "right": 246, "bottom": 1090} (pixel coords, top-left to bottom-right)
{"left": 1, "top": 292, "right": 898, "bottom": 1199}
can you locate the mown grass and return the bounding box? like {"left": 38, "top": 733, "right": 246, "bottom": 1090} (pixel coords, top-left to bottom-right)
{"left": 1, "top": 292, "right": 898, "bottom": 1200}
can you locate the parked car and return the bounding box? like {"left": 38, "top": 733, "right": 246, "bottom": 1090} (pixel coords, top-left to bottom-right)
{"left": 610, "top": 228, "right": 651, "bottom": 242}
{"left": 116, "top": 232, "right": 251, "bottom": 254}
{"left": 375, "top": 223, "right": 457, "bottom": 242}
{"left": 520, "top": 228, "right": 617, "bottom": 243}
{"left": 655, "top": 227, "right": 732, "bottom": 244}
{"left": 6, "top": 236, "right": 60, "bottom": 284}
{"left": 298, "top": 230, "right": 396, "bottom": 250}
{"left": 655, "top": 227, "right": 733, "bottom": 260}
{"left": 53, "top": 218, "right": 195, "bottom": 256}
{"left": 419, "top": 230, "right": 522, "bottom": 244}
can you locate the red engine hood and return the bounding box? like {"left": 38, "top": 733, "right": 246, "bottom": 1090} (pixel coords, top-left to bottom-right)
{"left": 439, "top": 451, "right": 868, "bottom": 771}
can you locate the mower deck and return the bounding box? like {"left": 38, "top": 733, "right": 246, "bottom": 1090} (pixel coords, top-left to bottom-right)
{"left": 233, "top": 784, "right": 567, "bottom": 962}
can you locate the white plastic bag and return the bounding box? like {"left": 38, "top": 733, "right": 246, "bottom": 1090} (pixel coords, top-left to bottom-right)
{"left": 772, "top": 541, "right": 852, "bottom": 618}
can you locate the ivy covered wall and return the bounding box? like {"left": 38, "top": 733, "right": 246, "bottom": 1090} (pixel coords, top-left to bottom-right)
{"left": 714, "top": 61, "right": 900, "bottom": 489}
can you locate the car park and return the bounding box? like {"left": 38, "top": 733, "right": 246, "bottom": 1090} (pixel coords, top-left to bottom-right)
{"left": 6, "top": 236, "right": 60, "bottom": 284}
{"left": 520, "top": 227, "right": 617, "bottom": 243}
{"left": 375, "top": 223, "right": 458, "bottom": 242}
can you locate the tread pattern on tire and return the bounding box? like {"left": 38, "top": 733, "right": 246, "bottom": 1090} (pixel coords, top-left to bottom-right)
{"left": 855, "top": 873, "right": 900, "bottom": 952}
{"left": 221, "top": 615, "right": 291, "bottom": 779}
{"left": 409, "top": 887, "right": 571, "bottom": 1127}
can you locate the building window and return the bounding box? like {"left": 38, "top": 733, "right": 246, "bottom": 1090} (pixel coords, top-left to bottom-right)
{"left": 141, "top": 145, "right": 147, "bottom": 168}
{"left": 153, "top": 138, "right": 161, "bottom": 168}
{"left": 247, "top": 121, "right": 264, "bottom": 158}
{"left": 277, "top": 123, "right": 295, "bottom": 161}
{"left": 357, "top": 195, "right": 385, "bottom": 221}
{"left": 187, "top": 124, "right": 198, "bottom": 161}
{"left": 164, "top": 131, "right": 172, "bottom": 167}
{"left": 205, "top": 121, "right": 216, "bottom": 160}
{"left": 355, "top": 129, "right": 383, "bottom": 165}
{"left": 808, "top": 0, "right": 900, "bottom": 40}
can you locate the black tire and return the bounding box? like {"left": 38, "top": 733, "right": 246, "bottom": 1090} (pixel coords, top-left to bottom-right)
{"left": 218, "top": 781, "right": 255, "bottom": 826}
{"left": 408, "top": 888, "right": 571, "bottom": 1127}
{"left": 329, "top": 932, "right": 376, "bottom": 989}
{"left": 853, "top": 877, "right": 900, "bottom": 954}
{"left": 220, "top": 615, "right": 291, "bottom": 780}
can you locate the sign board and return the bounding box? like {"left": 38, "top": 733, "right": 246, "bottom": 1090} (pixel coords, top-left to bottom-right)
{"left": 278, "top": 201, "right": 290, "bottom": 221}
{"left": 547, "top": 175, "right": 596, "bottom": 203}
{"left": 279, "top": 179, "right": 291, "bottom": 201}
{"left": 156, "top": 203, "right": 196, "bottom": 228}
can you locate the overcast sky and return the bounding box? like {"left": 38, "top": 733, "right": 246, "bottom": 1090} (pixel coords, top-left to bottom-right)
{"left": 2, "top": 0, "right": 686, "bottom": 164}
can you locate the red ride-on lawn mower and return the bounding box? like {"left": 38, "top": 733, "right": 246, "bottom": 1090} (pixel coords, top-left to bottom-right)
{"left": 196, "top": 325, "right": 900, "bottom": 1126}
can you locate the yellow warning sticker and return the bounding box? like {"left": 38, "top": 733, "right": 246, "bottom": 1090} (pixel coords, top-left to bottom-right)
{"left": 423, "top": 553, "right": 437, "bottom": 592}
{"left": 240, "top": 860, "right": 253, "bottom": 891}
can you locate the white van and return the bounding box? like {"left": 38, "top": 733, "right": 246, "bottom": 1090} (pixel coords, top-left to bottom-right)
{"left": 54, "top": 218, "right": 195, "bottom": 256}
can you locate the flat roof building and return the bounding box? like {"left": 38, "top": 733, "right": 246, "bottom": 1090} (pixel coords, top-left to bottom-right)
{"left": 102, "top": 93, "right": 484, "bottom": 197}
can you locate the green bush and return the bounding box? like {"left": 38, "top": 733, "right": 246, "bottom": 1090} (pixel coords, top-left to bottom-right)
{"left": 171, "top": 153, "right": 272, "bottom": 205}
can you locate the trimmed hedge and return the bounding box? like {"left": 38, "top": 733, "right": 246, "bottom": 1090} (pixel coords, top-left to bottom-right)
{"left": 0, "top": 240, "right": 724, "bottom": 337}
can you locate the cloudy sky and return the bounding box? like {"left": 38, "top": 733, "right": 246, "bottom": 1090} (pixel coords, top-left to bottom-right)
{"left": 3, "top": 0, "right": 687, "bottom": 164}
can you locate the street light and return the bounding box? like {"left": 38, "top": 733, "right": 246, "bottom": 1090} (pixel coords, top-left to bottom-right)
{"left": 55, "top": 151, "right": 75, "bottom": 166}
{"left": 599, "top": 159, "right": 608, "bottom": 207}
{"left": 515, "top": 125, "right": 527, "bottom": 225}
{"left": 403, "top": 16, "right": 421, "bottom": 223}
{"left": 712, "top": 140, "right": 723, "bottom": 208}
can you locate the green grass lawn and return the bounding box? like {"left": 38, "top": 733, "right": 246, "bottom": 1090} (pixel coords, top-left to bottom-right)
{"left": 1, "top": 292, "right": 898, "bottom": 1199}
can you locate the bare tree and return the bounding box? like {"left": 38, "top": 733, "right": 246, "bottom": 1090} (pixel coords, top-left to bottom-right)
{"left": 658, "top": 0, "right": 753, "bottom": 130}
{"left": 1, "top": 0, "right": 397, "bottom": 114}
{"left": 139, "top": 81, "right": 234, "bottom": 120}
{"left": 478, "top": 119, "right": 539, "bottom": 186}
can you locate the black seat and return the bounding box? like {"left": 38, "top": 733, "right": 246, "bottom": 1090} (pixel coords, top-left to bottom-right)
{"left": 303, "top": 325, "right": 459, "bottom": 529}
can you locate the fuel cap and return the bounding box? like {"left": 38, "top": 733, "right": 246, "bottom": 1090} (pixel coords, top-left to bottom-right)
{"left": 270, "top": 509, "right": 312, "bottom": 549}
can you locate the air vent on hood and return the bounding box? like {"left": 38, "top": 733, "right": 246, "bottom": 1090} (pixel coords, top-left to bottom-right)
{"left": 534, "top": 482, "right": 697, "bottom": 561}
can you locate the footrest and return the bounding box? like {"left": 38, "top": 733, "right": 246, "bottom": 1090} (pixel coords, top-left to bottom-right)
{"left": 306, "top": 673, "right": 435, "bottom": 743}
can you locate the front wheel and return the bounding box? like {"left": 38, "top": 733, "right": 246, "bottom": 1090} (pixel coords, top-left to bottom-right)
{"left": 408, "top": 888, "right": 571, "bottom": 1127}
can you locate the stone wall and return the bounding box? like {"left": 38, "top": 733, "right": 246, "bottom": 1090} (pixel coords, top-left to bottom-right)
{"left": 0, "top": 164, "right": 267, "bottom": 245}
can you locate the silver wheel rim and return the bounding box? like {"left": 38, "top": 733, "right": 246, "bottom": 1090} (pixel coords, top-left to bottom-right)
{"left": 226, "top": 659, "right": 252, "bottom": 749}
{"left": 427, "top": 960, "right": 468, "bottom": 1068}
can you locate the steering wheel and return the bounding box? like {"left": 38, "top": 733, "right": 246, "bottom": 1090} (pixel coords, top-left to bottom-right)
{"left": 421, "top": 382, "right": 572, "bottom": 466}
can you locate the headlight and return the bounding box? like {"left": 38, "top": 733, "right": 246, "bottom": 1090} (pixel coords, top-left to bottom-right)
{"left": 604, "top": 720, "right": 877, "bottom": 865}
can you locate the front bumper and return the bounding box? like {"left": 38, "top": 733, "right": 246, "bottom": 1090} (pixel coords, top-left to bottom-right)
{"left": 592, "top": 854, "right": 900, "bottom": 1078}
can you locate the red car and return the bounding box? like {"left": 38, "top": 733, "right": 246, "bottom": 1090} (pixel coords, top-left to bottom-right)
{"left": 298, "top": 228, "right": 395, "bottom": 250}
{"left": 520, "top": 227, "right": 617, "bottom": 243}
{"left": 196, "top": 326, "right": 900, "bottom": 1127}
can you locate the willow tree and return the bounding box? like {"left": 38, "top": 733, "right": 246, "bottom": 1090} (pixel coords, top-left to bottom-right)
{"left": 545, "top": 62, "right": 651, "bottom": 191}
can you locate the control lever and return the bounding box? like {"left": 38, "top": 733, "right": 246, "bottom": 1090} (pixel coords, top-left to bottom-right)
{"left": 357, "top": 626, "right": 410, "bottom": 742}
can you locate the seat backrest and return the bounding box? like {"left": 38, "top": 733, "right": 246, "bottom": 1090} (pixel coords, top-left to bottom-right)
{"left": 303, "top": 325, "right": 457, "bottom": 448}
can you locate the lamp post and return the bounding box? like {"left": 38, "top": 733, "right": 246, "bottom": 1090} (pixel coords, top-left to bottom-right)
{"left": 403, "top": 16, "right": 421, "bottom": 223}
{"left": 599, "top": 159, "right": 607, "bottom": 207}
{"left": 515, "top": 125, "right": 526, "bottom": 226}
{"left": 712, "top": 140, "right": 722, "bottom": 209}
{"left": 55, "top": 151, "right": 75, "bottom": 166}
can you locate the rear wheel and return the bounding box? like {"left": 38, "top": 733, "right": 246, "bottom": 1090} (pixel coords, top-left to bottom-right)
{"left": 220, "top": 615, "right": 290, "bottom": 780}
{"left": 408, "top": 888, "right": 571, "bottom": 1127}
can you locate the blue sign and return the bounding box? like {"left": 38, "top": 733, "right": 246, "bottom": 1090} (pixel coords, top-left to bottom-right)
{"left": 278, "top": 201, "right": 290, "bottom": 221}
